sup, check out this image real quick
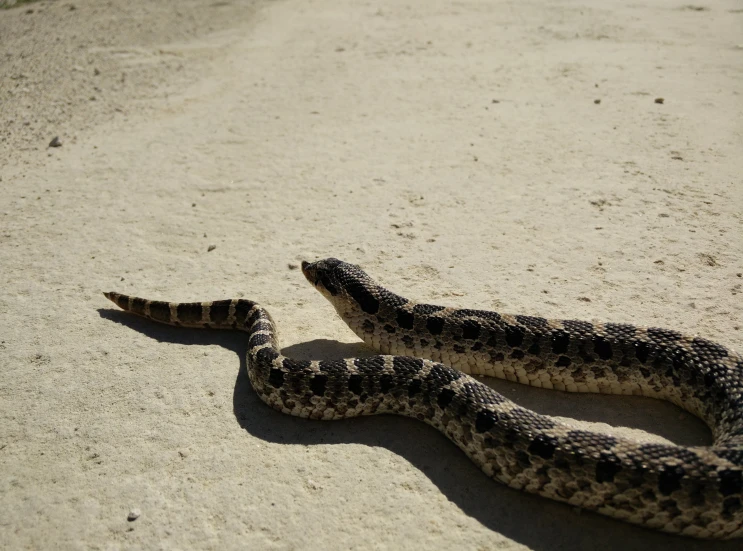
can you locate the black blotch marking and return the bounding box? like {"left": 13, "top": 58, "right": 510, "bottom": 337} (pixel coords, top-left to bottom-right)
{"left": 397, "top": 309, "right": 414, "bottom": 330}
{"left": 659, "top": 498, "right": 680, "bottom": 515}
{"left": 635, "top": 342, "right": 650, "bottom": 364}
{"left": 255, "top": 347, "right": 279, "bottom": 363}
{"left": 551, "top": 330, "right": 570, "bottom": 354}
{"left": 593, "top": 336, "right": 613, "bottom": 360}
{"left": 380, "top": 374, "right": 394, "bottom": 393}
{"left": 241, "top": 300, "right": 263, "bottom": 329}
{"left": 453, "top": 344, "right": 465, "bottom": 354}
{"left": 723, "top": 497, "right": 742, "bottom": 518}
{"left": 461, "top": 320, "right": 481, "bottom": 340}
{"left": 310, "top": 374, "right": 327, "bottom": 396}
{"left": 475, "top": 410, "right": 497, "bottom": 432}
{"left": 319, "top": 274, "right": 337, "bottom": 296}
{"left": 715, "top": 448, "right": 743, "bottom": 465}
{"left": 719, "top": 470, "right": 743, "bottom": 497}
{"left": 505, "top": 325, "right": 525, "bottom": 348}
{"left": 401, "top": 335, "right": 415, "bottom": 347}
{"left": 471, "top": 342, "right": 483, "bottom": 352}
{"left": 319, "top": 360, "right": 346, "bottom": 377}
{"left": 563, "top": 320, "right": 594, "bottom": 335}
{"left": 392, "top": 356, "right": 424, "bottom": 376}
{"left": 596, "top": 454, "right": 622, "bottom": 483}
{"left": 691, "top": 337, "right": 729, "bottom": 361}
{"left": 703, "top": 363, "right": 729, "bottom": 389}
{"left": 516, "top": 450, "right": 531, "bottom": 467}
{"left": 658, "top": 465, "right": 685, "bottom": 495}
{"left": 348, "top": 374, "right": 363, "bottom": 395}
{"left": 527, "top": 342, "right": 540, "bottom": 356}
{"left": 354, "top": 357, "right": 386, "bottom": 395}
{"left": 249, "top": 333, "right": 272, "bottom": 347}
{"left": 437, "top": 388, "right": 456, "bottom": 409}
{"left": 577, "top": 345, "right": 594, "bottom": 363}
{"left": 131, "top": 297, "right": 147, "bottom": 315}
{"left": 513, "top": 408, "right": 555, "bottom": 431}
{"left": 113, "top": 294, "right": 129, "bottom": 310}
{"left": 528, "top": 435, "right": 557, "bottom": 459}
{"left": 516, "top": 315, "right": 548, "bottom": 329}
{"left": 149, "top": 301, "right": 171, "bottom": 323}
{"left": 556, "top": 355, "right": 571, "bottom": 367}
{"left": 504, "top": 427, "right": 520, "bottom": 443}
{"left": 510, "top": 349, "right": 525, "bottom": 360}
{"left": 177, "top": 302, "right": 202, "bottom": 324}
{"left": 383, "top": 324, "right": 396, "bottom": 334}
{"left": 604, "top": 323, "right": 637, "bottom": 340}
{"left": 413, "top": 304, "right": 446, "bottom": 316}
{"left": 427, "top": 364, "right": 462, "bottom": 387}
{"left": 347, "top": 282, "right": 379, "bottom": 314}
{"left": 427, "top": 317, "right": 445, "bottom": 335}
{"left": 453, "top": 309, "right": 503, "bottom": 323}
{"left": 210, "top": 300, "right": 231, "bottom": 324}
{"left": 568, "top": 430, "right": 617, "bottom": 449}
{"left": 361, "top": 319, "right": 375, "bottom": 333}
{"left": 268, "top": 368, "right": 285, "bottom": 388}
{"left": 408, "top": 379, "right": 422, "bottom": 397}
{"left": 461, "top": 382, "right": 505, "bottom": 406}
{"left": 647, "top": 327, "right": 683, "bottom": 343}
{"left": 671, "top": 350, "right": 688, "bottom": 372}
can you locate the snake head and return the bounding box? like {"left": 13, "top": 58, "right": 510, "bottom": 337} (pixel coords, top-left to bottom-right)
{"left": 302, "top": 258, "right": 383, "bottom": 317}
{"left": 301, "top": 258, "right": 346, "bottom": 297}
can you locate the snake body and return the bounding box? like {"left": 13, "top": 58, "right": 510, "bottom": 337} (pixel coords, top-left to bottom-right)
{"left": 104, "top": 258, "right": 743, "bottom": 538}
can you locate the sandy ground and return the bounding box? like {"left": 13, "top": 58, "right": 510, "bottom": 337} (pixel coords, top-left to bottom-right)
{"left": 2, "top": 0, "right": 742, "bottom": 549}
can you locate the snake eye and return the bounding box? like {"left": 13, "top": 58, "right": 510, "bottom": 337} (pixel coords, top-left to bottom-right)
{"left": 320, "top": 274, "right": 338, "bottom": 296}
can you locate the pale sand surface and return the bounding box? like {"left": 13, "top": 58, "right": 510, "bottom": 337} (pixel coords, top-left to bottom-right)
{"left": 1, "top": 0, "right": 742, "bottom": 549}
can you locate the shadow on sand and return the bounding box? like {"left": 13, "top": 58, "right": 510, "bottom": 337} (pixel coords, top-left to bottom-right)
{"left": 100, "top": 308, "right": 737, "bottom": 551}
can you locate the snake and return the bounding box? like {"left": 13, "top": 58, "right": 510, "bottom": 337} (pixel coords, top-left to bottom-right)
{"left": 103, "top": 258, "right": 743, "bottom": 539}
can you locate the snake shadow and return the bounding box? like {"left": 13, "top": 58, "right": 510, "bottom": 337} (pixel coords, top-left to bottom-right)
{"left": 100, "top": 309, "right": 736, "bottom": 551}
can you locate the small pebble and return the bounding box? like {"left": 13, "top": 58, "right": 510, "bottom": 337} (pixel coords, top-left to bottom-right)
{"left": 127, "top": 509, "right": 140, "bottom": 522}
{"left": 287, "top": 263, "right": 299, "bottom": 270}
{"left": 655, "top": 97, "right": 664, "bottom": 104}
{"left": 594, "top": 99, "right": 601, "bottom": 104}
{"left": 48, "top": 136, "right": 62, "bottom": 148}
{"left": 207, "top": 245, "right": 216, "bottom": 252}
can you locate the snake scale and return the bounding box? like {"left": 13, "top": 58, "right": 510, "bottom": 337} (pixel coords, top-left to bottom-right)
{"left": 104, "top": 258, "right": 743, "bottom": 539}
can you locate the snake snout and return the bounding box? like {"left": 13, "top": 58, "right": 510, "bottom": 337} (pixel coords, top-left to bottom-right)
{"left": 301, "top": 260, "right": 319, "bottom": 285}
